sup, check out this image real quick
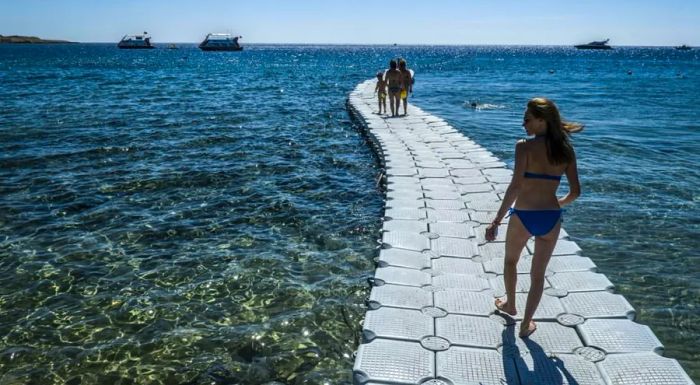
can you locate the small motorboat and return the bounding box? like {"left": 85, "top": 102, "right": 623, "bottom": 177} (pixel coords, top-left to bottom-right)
{"left": 199, "top": 33, "right": 243, "bottom": 51}
{"left": 117, "top": 32, "right": 155, "bottom": 49}
{"left": 675, "top": 44, "right": 692, "bottom": 51}
{"left": 574, "top": 39, "right": 612, "bottom": 50}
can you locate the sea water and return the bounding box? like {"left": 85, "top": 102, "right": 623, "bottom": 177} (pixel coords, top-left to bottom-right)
{"left": 0, "top": 44, "right": 698, "bottom": 384}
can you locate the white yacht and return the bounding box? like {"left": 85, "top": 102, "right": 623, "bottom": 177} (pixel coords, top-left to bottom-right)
{"left": 199, "top": 33, "right": 243, "bottom": 51}
{"left": 117, "top": 32, "right": 155, "bottom": 49}
{"left": 574, "top": 39, "right": 612, "bottom": 50}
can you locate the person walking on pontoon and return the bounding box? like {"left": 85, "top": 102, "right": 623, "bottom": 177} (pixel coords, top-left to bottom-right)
{"left": 398, "top": 58, "right": 413, "bottom": 116}
{"left": 374, "top": 71, "right": 388, "bottom": 114}
{"left": 485, "top": 97, "right": 582, "bottom": 338}
{"left": 384, "top": 60, "right": 403, "bottom": 117}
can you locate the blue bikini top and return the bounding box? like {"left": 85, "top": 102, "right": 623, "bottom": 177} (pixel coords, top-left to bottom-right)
{"left": 524, "top": 171, "right": 561, "bottom": 181}
{"left": 524, "top": 136, "right": 562, "bottom": 181}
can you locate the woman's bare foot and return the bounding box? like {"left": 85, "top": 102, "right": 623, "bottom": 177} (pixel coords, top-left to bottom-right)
{"left": 519, "top": 321, "right": 537, "bottom": 338}
{"left": 494, "top": 298, "right": 516, "bottom": 316}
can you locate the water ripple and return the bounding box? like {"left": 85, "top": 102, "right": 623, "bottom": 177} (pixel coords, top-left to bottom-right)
{"left": 1, "top": 44, "right": 698, "bottom": 383}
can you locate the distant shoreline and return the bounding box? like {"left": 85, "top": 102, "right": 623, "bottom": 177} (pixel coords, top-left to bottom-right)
{"left": 0, "top": 35, "right": 75, "bottom": 44}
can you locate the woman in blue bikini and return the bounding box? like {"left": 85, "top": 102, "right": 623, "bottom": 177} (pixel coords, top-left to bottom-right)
{"left": 485, "top": 97, "right": 582, "bottom": 338}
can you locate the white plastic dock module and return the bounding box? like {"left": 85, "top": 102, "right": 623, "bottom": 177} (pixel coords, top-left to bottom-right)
{"left": 348, "top": 80, "right": 695, "bottom": 385}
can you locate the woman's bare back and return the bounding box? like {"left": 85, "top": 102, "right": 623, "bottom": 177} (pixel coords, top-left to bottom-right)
{"left": 516, "top": 138, "right": 569, "bottom": 209}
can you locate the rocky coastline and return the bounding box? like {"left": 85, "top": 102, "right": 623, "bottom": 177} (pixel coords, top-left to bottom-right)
{"left": 0, "top": 35, "right": 74, "bottom": 44}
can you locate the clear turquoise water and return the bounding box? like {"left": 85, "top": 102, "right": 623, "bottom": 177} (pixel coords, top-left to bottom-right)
{"left": 0, "top": 44, "right": 698, "bottom": 384}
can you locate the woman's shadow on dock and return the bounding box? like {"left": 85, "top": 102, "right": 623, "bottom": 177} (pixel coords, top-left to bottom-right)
{"left": 500, "top": 320, "right": 580, "bottom": 385}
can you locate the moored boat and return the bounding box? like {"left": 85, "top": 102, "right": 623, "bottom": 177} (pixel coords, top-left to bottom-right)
{"left": 199, "top": 33, "right": 243, "bottom": 51}
{"left": 574, "top": 39, "right": 612, "bottom": 50}
{"left": 117, "top": 32, "right": 155, "bottom": 49}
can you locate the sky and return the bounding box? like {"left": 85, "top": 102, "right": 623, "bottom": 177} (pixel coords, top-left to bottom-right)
{"left": 1, "top": 0, "right": 699, "bottom": 46}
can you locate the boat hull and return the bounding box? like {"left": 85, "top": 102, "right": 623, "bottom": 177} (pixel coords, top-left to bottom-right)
{"left": 574, "top": 45, "right": 612, "bottom": 50}
{"left": 117, "top": 44, "right": 155, "bottom": 49}
{"left": 199, "top": 46, "right": 243, "bottom": 51}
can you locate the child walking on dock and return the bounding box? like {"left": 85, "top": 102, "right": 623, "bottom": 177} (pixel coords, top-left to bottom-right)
{"left": 374, "top": 72, "right": 387, "bottom": 114}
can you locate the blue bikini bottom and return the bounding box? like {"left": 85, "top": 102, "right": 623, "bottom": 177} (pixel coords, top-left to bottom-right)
{"left": 508, "top": 208, "right": 563, "bottom": 236}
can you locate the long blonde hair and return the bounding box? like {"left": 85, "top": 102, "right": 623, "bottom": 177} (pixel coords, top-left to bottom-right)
{"left": 527, "top": 97, "right": 583, "bottom": 165}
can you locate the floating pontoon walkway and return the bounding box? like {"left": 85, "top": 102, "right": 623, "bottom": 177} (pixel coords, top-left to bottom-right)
{"left": 347, "top": 80, "right": 694, "bottom": 385}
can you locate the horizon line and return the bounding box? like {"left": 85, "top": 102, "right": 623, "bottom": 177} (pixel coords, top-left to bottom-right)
{"left": 10, "top": 41, "right": 696, "bottom": 48}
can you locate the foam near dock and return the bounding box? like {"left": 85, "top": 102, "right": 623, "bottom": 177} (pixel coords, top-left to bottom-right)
{"left": 347, "top": 80, "right": 695, "bottom": 385}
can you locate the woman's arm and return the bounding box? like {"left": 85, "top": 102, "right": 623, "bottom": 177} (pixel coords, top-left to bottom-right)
{"left": 558, "top": 151, "right": 581, "bottom": 207}
{"left": 486, "top": 140, "right": 526, "bottom": 240}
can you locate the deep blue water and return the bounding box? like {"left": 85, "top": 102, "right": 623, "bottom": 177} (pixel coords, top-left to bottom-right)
{"left": 0, "top": 44, "right": 698, "bottom": 384}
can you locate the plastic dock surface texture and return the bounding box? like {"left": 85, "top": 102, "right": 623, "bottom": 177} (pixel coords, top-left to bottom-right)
{"left": 347, "top": 80, "right": 695, "bottom": 385}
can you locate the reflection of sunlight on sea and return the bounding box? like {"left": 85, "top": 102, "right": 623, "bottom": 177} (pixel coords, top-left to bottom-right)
{"left": 0, "top": 44, "right": 698, "bottom": 383}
